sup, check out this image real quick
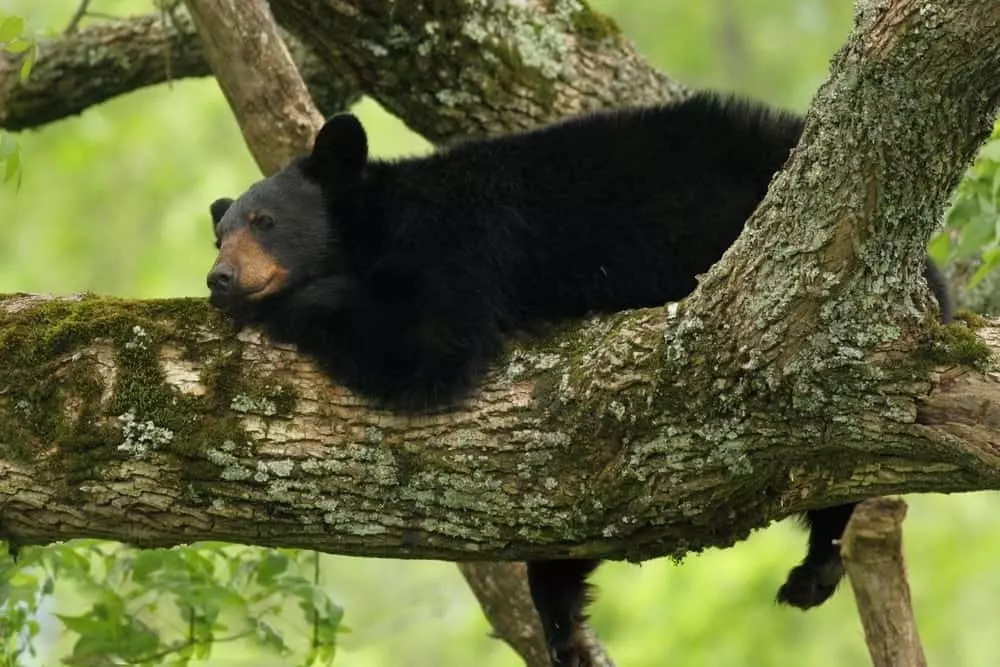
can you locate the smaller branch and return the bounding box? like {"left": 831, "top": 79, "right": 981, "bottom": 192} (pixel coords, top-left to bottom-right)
{"left": 0, "top": 13, "right": 356, "bottom": 133}
{"left": 458, "top": 562, "right": 615, "bottom": 667}
{"left": 183, "top": 0, "right": 323, "bottom": 175}
{"left": 63, "top": 0, "right": 93, "bottom": 34}
{"left": 458, "top": 562, "right": 551, "bottom": 667}
{"left": 842, "top": 498, "right": 927, "bottom": 667}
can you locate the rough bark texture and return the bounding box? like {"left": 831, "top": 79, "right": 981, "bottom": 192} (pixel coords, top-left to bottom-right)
{"left": 183, "top": 0, "right": 323, "bottom": 174}
{"left": 655, "top": 0, "right": 1000, "bottom": 523}
{"left": 0, "top": 12, "right": 357, "bottom": 131}
{"left": 0, "top": 2, "right": 685, "bottom": 135}
{"left": 268, "top": 0, "right": 686, "bottom": 140}
{"left": 0, "top": 294, "right": 998, "bottom": 560}
{"left": 842, "top": 497, "right": 927, "bottom": 667}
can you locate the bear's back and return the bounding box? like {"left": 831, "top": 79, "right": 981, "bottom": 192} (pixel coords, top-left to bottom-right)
{"left": 376, "top": 94, "right": 804, "bottom": 325}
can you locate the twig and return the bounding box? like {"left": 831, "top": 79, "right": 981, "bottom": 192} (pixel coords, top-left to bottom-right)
{"left": 841, "top": 497, "right": 927, "bottom": 667}
{"left": 64, "top": 0, "right": 94, "bottom": 34}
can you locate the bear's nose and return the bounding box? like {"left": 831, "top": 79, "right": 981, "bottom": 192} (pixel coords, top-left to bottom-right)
{"left": 207, "top": 264, "right": 236, "bottom": 293}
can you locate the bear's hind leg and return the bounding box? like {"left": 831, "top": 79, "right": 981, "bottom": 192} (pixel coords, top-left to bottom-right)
{"left": 776, "top": 504, "right": 856, "bottom": 609}
{"left": 526, "top": 559, "right": 600, "bottom": 667}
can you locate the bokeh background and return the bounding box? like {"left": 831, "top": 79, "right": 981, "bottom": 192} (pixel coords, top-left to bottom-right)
{"left": 1, "top": 1, "right": 998, "bottom": 665}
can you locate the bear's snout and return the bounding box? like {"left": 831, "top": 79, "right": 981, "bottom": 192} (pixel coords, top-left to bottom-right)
{"left": 207, "top": 263, "right": 236, "bottom": 302}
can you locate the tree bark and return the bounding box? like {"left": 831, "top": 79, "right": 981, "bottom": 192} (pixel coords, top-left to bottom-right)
{"left": 457, "top": 562, "right": 552, "bottom": 667}
{"left": 842, "top": 497, "right": 927, "bottom": 667}
{"left": 183, "top": 0, "right": 323, "bottom": 175}
{"left": 0, "top": 2, "right": 686, "bottom": 135}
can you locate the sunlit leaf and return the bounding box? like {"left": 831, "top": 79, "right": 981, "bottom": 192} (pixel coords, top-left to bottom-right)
{"left": 255, "top": 551, "right": 290, "bottom": 586}
{"left": 0, "top": 133, "right": 16, "bottom": 160}
{"left": 967, "top": 247, "right": 1000, "bottom": 288}
{"left": 927, "top": 231, "right": 951, "bottom": 265}
{"left": 4, "top": 37, "right": 30, "bottom": 53}
{"left": 0, "top": 16, "right": 24, "bottom": 42}
{"left": 953, "top": 212, "right": 996, "bottom": 260}
{"left": 19, "top": 47, "right": 35, "bottom": 82}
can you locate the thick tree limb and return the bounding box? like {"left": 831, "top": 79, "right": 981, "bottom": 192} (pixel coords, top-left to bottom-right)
{"left": 0, "top": 293, "right": 998, "bottom": 559}
{"left": 0, "top": 2, "right": 686, "bottom": 134}
{"left": 0, "top": 12, "right": 356, "bottom": 132}
{"left": 269, "top": 0, "right": 686, "bottom": 140}
{"left": 842, "top": 498, "right": 927, "bottom": 667}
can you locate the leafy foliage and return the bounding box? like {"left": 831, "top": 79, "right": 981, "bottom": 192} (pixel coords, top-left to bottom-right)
{"left": 0, "top": 11, "right": 37, "bottom": 189}
{"left": 1, "top": 542, "right": 343, "bottom": 666}
{"left": 929, "top": 122, "right": 1000, "bottom": 288}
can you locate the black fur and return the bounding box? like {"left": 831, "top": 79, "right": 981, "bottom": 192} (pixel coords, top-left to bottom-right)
{"left": 206, "top": 92, "right": 952, "bottom": 666}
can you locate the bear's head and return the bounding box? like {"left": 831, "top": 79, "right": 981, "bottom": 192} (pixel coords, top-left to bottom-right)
{"left": 206, "top": 114, "right": 370, "bottom": 318}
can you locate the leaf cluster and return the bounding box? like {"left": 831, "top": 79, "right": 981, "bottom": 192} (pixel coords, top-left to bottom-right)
{"left": 0, "top": 12, "right": 38, "bottom": 189}
{"left": 930, "top": 122, "right": 1000, "bottom": 288}
{"left": 1, "top": 541, "right": 344, "bottom": 667}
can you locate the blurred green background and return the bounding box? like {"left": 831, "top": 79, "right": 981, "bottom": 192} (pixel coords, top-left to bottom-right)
{"left": 1, "top": 1, "right": 999, "bottom": 665}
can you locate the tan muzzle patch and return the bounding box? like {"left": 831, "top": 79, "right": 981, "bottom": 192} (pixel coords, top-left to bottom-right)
{"left": 213, "top": 228, "right": 288, "bottom": 300}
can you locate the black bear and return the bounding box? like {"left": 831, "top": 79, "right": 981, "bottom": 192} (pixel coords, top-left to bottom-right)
{"left": 206, "top": 92, "right": 952, "bottom": 667}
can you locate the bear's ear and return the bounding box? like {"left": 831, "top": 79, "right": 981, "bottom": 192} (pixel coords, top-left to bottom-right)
{"left": 210, "top": 198, "right": 234, "bottom": 226}
{"left": 309, "top": 114, "right": 368, "bottom": 185}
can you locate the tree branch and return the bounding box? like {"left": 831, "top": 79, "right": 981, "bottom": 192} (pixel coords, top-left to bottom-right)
{"left": 1, "top": 293, "right": 998, "bottom": 558}
{"left": 2, "top": 1, "right": 1000, "bottom": 663}
{"left": 0, "top": 1, "right": 686, "bottom": 134}
{"left": 0, "top": 12, "right": 357, "bottom": 132}
{"left": 842, "top": 498, "right": 927, "bottom": 667}
{"left": 183, "top": 0, "right": 322, "bottom": 175}
{"left": 269, "top": 0, "right": 687, "bottom": 140}
{"left": 457, "top": 562, "right": 552, "bottom": 667}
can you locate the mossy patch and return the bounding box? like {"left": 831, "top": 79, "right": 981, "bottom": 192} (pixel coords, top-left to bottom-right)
{"left": 569, "top": 5, "right": 621, "bottom": 41}
{"left": 0, "top": 295, "right": 295, "bottom": 492}
{"left": 917, "top": 321, "right": 995, "bottom": 369}
{"left": 954, "top": 310, "right": 988, "bottom": 329}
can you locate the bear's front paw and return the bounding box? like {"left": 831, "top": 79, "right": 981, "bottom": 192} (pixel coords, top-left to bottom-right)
{"left": 776, "top": 560, "right": 844, "bottom": 609}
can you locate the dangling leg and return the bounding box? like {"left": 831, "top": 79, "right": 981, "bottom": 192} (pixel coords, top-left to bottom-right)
{"left": 776, "top": 504, "right": 856, "bottom": 608}
{"left": 526, "top": 559, "right": 600, "bottom": 666}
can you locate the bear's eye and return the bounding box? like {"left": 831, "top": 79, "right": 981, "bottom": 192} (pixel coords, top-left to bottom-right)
{"left": 250, "top": 214, "right": 275, "bottom": 231}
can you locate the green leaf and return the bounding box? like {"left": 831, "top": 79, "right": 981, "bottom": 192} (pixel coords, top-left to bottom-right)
{"left": 255, "top": 551, "right": 290, "bottom": 586}
{"left": 20, "top": 46, "right": 36, "bottom": 82}
{"left": 967, "top": 247, "right": 1000, "bottom": 289}
{"left": 132, "top": 549, "right": 167, "bottom": 584}
{"left": 4, "top": 148, "right": 20, "bottom": 185}
{"left": 57, "top": 612, "right": 109, "bottom": 636}
{"left": 0, "top": 16, "right": 24, "bottom": 42}
{"left": 953, "top": 212, "right": 997, "bottom": 259}
{"left": 255, "top": 621, "right": 287, "bottom": 652}
{"left": 927, "top": 231, "right": 951, "bottom": 265}
{"left": 0, "top": 133, "right": 15, "bottom": 160}
{"left": 4, "top": 38, "right": 30, "bottom": 53}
